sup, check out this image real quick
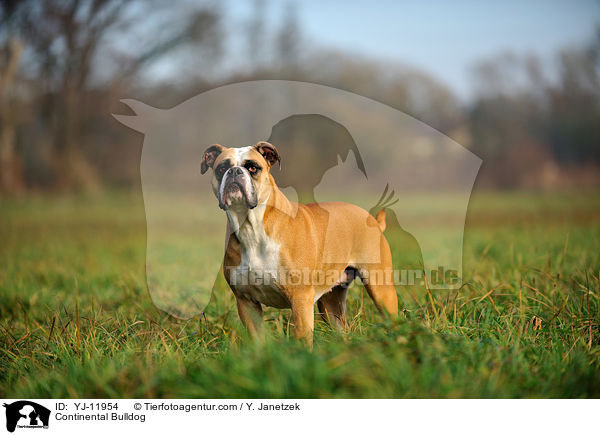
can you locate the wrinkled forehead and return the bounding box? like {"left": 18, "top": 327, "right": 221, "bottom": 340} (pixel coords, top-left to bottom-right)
{"left": 215, "top": 146, "right": 265, "bottom": 167}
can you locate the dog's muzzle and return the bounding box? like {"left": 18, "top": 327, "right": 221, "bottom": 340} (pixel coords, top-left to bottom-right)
{"left": 219, "top": 167, "right": 258, "bottom": 210}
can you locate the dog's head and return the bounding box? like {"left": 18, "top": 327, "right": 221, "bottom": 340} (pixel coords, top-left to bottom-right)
{"left": 201, "top": 141, "right": 280, "bottom": 211}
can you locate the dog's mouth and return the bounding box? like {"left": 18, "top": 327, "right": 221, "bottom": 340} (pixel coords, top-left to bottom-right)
{"left": 219, "top": 181, "right": 257, "bottom": 210}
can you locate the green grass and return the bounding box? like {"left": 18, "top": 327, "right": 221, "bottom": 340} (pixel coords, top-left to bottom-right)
{"left": 0, "top": 191, "right": 599, "bottom": 398}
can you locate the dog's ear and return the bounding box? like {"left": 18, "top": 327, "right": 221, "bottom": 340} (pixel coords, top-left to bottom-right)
{"left": 201, "top": 144, "right": 225, "bottom": 174}
{"left": 254, "top": 141, "right": 281, "bottom": 169}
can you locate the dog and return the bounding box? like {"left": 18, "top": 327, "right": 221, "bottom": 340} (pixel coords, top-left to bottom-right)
{"left": 201, "top": 141, "right": 398, "bottom": 345}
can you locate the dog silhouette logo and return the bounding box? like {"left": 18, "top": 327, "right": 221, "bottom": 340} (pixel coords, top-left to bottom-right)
{"left": 3, "top": 401, "right": 50, "bottom": 432}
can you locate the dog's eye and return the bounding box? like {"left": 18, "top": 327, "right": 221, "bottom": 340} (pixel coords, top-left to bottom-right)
{"left": 245, "top": 163, "right": 259, "bottom": 174}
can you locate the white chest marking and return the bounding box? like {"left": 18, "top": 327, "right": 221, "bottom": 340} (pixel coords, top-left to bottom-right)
{"left": 228, "top": 203, "right": 288, "bottom": 308}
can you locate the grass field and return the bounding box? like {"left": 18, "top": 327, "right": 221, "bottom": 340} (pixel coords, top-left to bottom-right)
{"left": 1, "top": 191, "right": 599, "bottom": 398}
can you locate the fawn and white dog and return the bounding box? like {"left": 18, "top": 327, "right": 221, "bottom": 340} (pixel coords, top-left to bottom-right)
{"left": 201, "top": 141, "right": 398, "bottom": 345}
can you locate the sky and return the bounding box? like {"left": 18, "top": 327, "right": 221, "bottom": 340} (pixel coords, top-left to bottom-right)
{"left": 227, "top": 0, "right": 600, "bottom": 100}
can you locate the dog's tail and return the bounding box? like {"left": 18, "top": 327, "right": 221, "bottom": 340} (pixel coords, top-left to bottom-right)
{"left": 375, "top": 209, "right": 387, "bottom": 232}
{"left": 369, "top": 183, "right": 398, "bottom": 232}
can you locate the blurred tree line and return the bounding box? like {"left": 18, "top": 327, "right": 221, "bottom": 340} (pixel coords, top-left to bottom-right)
{"left": 0, "top": 0, "right": 598, "bottom": 195}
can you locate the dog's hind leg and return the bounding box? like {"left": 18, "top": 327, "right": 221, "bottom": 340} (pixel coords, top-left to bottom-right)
{"left": 356, "top": 237, "right": 399, "bottom": 319}
{"left": 359, "top": 275, "right": 398, "bottom": 319}
{"left": 317, "top": 284, "right": 349, "bottom": 330}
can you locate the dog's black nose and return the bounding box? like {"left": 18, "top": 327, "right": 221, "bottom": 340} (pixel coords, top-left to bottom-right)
{"left": 231, "top": 166, "right": 244, "bottom": 176}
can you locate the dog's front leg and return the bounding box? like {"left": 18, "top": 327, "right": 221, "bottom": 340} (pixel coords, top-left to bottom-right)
{"left": 235, "top": 294, "right": 264, "bottom": 340}
{"left": 290, "top": 288, "right": 315, "bottom": 348}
